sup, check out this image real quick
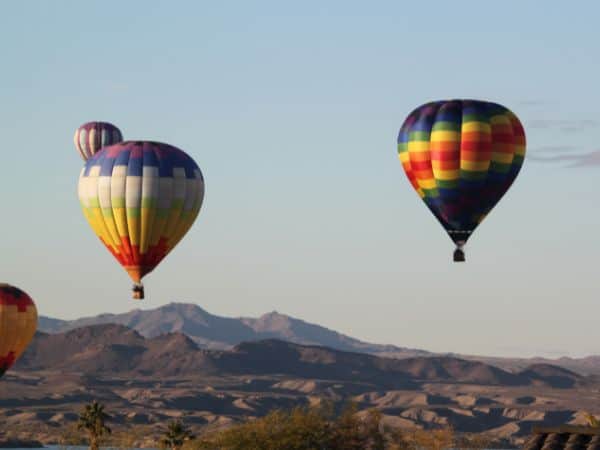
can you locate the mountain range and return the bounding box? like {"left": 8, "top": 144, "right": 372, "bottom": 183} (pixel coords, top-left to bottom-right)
{"left": 37, "top": 302, "right": 431, "bottom": 356}
{"left": 16, "top": 324, "right": 583, "bottom": 389}
{"left": 4, "top": 305, "right": 600, "bottom": 446}
{"left": 37, "top": 302, "right": 600, "bottom": 375}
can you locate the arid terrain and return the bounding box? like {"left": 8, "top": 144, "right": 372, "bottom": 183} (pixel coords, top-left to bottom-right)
{"left": 2, "top": 307, "right": 600, "bottom": 447}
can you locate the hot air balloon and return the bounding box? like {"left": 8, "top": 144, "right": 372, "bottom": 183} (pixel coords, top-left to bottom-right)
{"left": 78, "top": 141, "right": 205, "bottom": 299}
{"left": 397, "top": 100, "right": 526, "bottom": 261}
{"left": 74, "top": 121, "right": 123, "bottom": 161}
{"left": 0, "top": 284, "right": 38, "bottom": 378}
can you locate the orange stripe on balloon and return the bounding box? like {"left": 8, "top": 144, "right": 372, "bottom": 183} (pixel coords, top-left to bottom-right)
{"left": 432, "top": 159, "right": 460, "bottom": 170}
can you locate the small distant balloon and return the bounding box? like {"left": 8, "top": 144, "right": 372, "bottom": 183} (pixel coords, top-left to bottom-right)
{"left": 0, "top": 284, "right": 38, "bottom": 378}
{"left": 397, "top": 99, "right": 526, "bottom": 261}
{"left": 78, "top": 141, "right": 205, "bottom": 299}
{"left": 74, "top": 121, "right": 123, "bottom": 161}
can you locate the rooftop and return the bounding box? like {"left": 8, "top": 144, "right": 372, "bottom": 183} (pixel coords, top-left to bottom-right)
{"left": 523, "top": 426, "right": 600, "bottom": 450}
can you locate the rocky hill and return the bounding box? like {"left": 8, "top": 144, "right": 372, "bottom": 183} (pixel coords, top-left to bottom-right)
{"left": 15, "top": 324, "right": 584, "bottom": 389}
{"left": 2, "top": 324, "right": 596, "bottom": 447}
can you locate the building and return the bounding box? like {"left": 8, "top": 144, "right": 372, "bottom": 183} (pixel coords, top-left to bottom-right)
{"left": 523, "top": 426, "right": 600, "bottom": 450}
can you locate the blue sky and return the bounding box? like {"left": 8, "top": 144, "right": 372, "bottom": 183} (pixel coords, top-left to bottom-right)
{"left": 2, "top": 1, "right": 600, "bottom": 357}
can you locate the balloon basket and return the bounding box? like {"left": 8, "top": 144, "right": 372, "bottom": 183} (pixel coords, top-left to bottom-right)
{"left": 132, "top": 284, "right": 145, "bottom": 300}
{"left": 453, "top": 248, "right": 465, "bottom": 262}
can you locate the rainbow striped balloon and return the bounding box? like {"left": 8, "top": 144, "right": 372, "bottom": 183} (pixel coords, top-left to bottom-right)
{"left": 78, "top": 141, "right": 204, "bottom": 298}
{"left": 397, "top": 100, "right": 526, "bottom": 261}
{"left": 0, "top": 284, "right": 37, "bottom": 378}
{"left": 74, "top": 121, "right": 123, "bottom": 161}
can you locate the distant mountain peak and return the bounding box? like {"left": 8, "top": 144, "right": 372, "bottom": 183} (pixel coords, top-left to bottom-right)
{"left": 251, "top": 311, "right": 294, "bottom": 331}
{"left": 160, "top": 302, "right": 208, "bottom": 312}
{"left": 38, "top": 302, "right": 432, "bottom": 357}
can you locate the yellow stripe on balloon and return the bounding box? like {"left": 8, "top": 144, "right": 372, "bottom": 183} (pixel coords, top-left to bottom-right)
{"left": 128, "top": 216, "right": 140, "bottom": 247}
{"left": 110, "top": 166, "right": 130, "bottom": 242}
{"left": 89, "top": 206, "right": 117, "bottom": 251}
{"left": 461, "top": 122, "right": 491, "bottom": 133}
{"left": 98, "top": 177, "right": 122, "bottom": 250}
{"left": 114, "top": 208, "right": 128, "bottom": 238}
{"left": 407, "top": 141, "right": 430, "bottom": 153}
{"left": 430, "top": 130, "right": 460, "bottom": 142}
{"left": 432, "top": 169, "right": 460, "bottom": 180}
{"left": 417, "top": 178, "right": 437, "bottom": 189}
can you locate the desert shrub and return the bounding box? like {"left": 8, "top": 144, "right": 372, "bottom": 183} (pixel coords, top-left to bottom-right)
{"left": 454, "top": 432, "right": 492, "bottom": 450}
{"left": 329, "top": 405, "right": 385, "bottom": 450}
{"left": 189, "top": 403, "right": 392, "bottom": 450}
{"left": 383, "top": 426, "right": 456, "bottom": 450}
{"left": 192, "top": 407, "right": 330, "bottom": 450}
{"left": 410, "top": 427, "right": 455, "bottom": 450}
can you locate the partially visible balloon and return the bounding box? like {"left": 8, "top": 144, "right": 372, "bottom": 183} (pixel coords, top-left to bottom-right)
{"left": 74, "top": 122, "right": 123, "bottom": 161}
{"left": 78, "top": 141, "right": 205, "bottom": 299}
{"left": 0, "top": 284, "right": 38, "bottom": 378}
{"left": 397, "top": 99, "right": 526, "bottom": 261}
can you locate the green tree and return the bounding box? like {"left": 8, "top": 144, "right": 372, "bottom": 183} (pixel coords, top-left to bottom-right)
{"left": 410, "top": 427, "right": 454, "bottom": 450}
{"left": 329, "top": 404, "right": 385, "bottom": 450}
{"left": 195, "top": 407, "right": 331, "bottom": 450}
{"left": 77, "top": 401, "right": 111, "bottom": 450}
{"left": 160, "top": 419, "right": 195, "bottom": 450}
{"left": 454, "top": 433, "right": 491, "bottom": 450}
{"left": 191, "top": 403, "right": 390, "bottom": 450}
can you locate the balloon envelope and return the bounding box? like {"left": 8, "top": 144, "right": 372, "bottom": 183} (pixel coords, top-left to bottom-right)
{"left": 78, "top": 141, "right": 204, "bottom": 297}
{"left": 0, "top": 284, "right": 37, "bottom": 377}
{"left": 397, "top": 99, "right": 526, "bottom": 253}
{"left": 74, "top": 121, "right": 123, "bottom": 161}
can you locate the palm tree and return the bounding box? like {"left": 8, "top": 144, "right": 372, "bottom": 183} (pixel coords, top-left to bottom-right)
{"left": 160, "top": 419, "right": 194, "bottom": 450}
{"left": 77, "top": 400, "right": 111, "bottom": 450}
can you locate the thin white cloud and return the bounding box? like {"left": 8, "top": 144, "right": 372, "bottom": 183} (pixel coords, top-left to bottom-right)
{"left": 531, "top": 145, "right": 578, "bottom": 154}
{"left": 528, "top": 149, "right": 600, "bottom": 167}
{"left": 527, "top": 119, "right": 599, "bottom": 132}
